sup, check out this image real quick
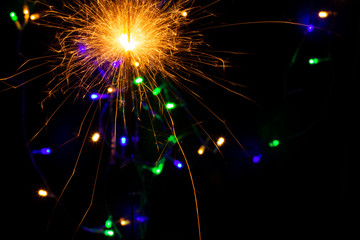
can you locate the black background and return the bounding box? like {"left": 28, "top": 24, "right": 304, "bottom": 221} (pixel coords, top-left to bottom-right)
{"left": 1, "top": 0, "right": 358, "bottom": 239}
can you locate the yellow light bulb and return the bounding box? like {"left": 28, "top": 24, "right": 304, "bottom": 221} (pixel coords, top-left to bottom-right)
{"left": 92, "top": 133, "right": 100, "bottom": 142}
{"left": 119, "top": 34, "right": 137, "bottom": 51}
{"left": 30, "top": 13, "right": 40, "bottom": 20}
{"left": 107, "top": 87, "right": 114, "bottom": 93}
{"left": 120, "top": 218, "right": 130, "bottom": 226}
{"left": 181, "top": 11, "right": 188, "bottom": 17}
{"left": 134, "top": 61, "right": 140, "bottom": 67}
{"left": 318, "top": 11, "right": 328, "bottom": 18}
{"left": 38, "top": 189, "right": 48, "bottom": 197}
{"left": 197, "top": 145, "right": 205, "bottom": 155}
{"left": 216, "top": 137, "right": 225, "bottom": 147}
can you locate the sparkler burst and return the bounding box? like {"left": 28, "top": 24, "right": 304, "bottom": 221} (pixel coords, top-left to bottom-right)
{"left": 3, "top": 1, "right": 238, "bottom": 239}
{"left": 42, "top": 0, "right": 223, "bottom": 108}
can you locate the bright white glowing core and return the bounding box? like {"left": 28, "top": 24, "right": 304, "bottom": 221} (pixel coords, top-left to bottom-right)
{"left": 119, "top": 33, "right": 137, "bottom": 51}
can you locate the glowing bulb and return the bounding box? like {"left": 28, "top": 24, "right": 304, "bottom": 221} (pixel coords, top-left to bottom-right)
{"left": 152, "top": 87, "right": 162, "bottom": 96}
{"left": 167, "top": 135, "right": 177, "bottom": 144}
{"left": 92, "top": 133, "right": 100, "bottom": 142}
{"left": 30, "top": 13, "right": 40, "bottom": 20}
{"left": 134, "top": 61, "right": 140, "bottom": 67}
{"left": 90, "top": 93, "right": 99, "bottom": 100}
{"left": 105, "top": 216, "right": 112, "bottom": 228}
{"left": 38, "top": 189, "right": 48, "bottom": 197}
{"left": 269, "top": 139, "right": 280, "bottom": 148}
{"left": 119, "top": 33, "right": 137, "bottom": 51}
{"left": 120, "top": 218, "right": 130, "bottom": 226}
{"left": 40, "top": 148, "right": 51, "bottom": 155}
{"left": 104, "top": 229, "right": 114, "bottom": 237}
{"left": 10, "top": 12, "right": 18, "bottom": 22}
{"left": 23, "top": 9, "right": 29, "bottom": 15}
{"left": 216, "top": 137, "right": 225, "bottom": 146}
{"left": 79, "top": 45, "right": 86, "bottom": 53}
{"left": 120, "top": 136, "right": 127, "bottom": 146}
{"left": 32, "top": 147, "right": 52, "bottom": 155}
{"left": 309, "top": 58, "right": 319, "bottom": 65}
{"left": 107, "top": 87, "right": 114, "bottom": 93}
{"left": 134, "top": 77, "right": 143, "bottom": 85}
{"left": 165, "top": 102, "right": 176, "bottom": 109}
{"left": 112, "top": 61, "right": 121, "bottom": 67}
{"left": 173, "top": 160, "right": 183, "bottom": 169}
{"left": 318, "top": 11, "right": 328, "bottom": 18}
{"left": 181, "top": 11, "right": 188, "bottom": 17}
{"left": 152, "top": 158, "right": 165, "bottom": 175}
{"left": 252, "top": 154, "right": 262, "bottom": 163}
{"left": 198, "top": 145, "right": 205, "bottom": 155}
{"left": 307, "top": 25, "right": 314, "bottom": 32}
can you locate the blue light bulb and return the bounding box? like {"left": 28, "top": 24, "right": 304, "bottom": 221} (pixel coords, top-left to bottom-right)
{"left": 307, "top": 25, "right": 314, "bottom": 32}
{"left": 252, "top": 154, "right": 262, "bottom": 163}
{"left": 90, "top": 93, "right": 99, "bottom": 100}
{"left": 120, "top": 136, "right": 127, "bottom": 146}
{"left": 173, "top": 160, "right": 183, "bottom": 169}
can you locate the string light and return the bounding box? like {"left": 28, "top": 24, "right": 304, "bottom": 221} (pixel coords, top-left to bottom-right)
{"left": 104, "top": 229, "right": 114, "bottom": 237}
{"left": 173, "top": 160, "right": 183, "bottom": 169}
{"left": 90, "top": 93, "right": 99, "bottom": 100}
{"left": 120, "top": 136, "right": 127, "bottom": 146}
{"left": 90, "top": 93, "right": 109, "bottom": 99}
{"left": 120, "top": 218, "right": 130, "bottom": 226}
{"left": 134, "top": 61, "right": 140, "bottom": 67}
{"left": 269, "top": 139, "right": 280, "bottom": 148}
{"left": 9, "top": 12, "right": 22, "bottom": 30}
{"left": 134, "top": 77, "right": 143, "bottom": 85}
{"left": 318, "top": 11, "right": 329, "bottom": 18}
{"left": 181, "top": 11, "right": 188, "bottom": 17}
{"left": 105, "top": 216, "right": 112, "bottom": 229}
{"left": 152, "top": 158, "right": 165, "bottom": 175}
{"left": 112, "top": 60, "right": 121, "bottom": 68}
{"left": 216, "top": 137, "right": 225, "bottom": 146}
{"left": 165, "top": 102, "right": 176, "bottom": 109}
{"left": 197, "top": 145, "right": 205, "bottom": 155}
{"left": 252, "top": 154, "right": 262, "bottom": 163}
{"left": 307, "top": 25, "right": 314, "bottom": 32}
{"left": 152, "top": 87, "right": 162, "bottom": 96}
{"left": 107, "top": 87, "right": 114, "bottom": 93}
{"left": 167, "top": 135, "right": 177, "bottom": 144}
{"left": 38, "top": 189, "right": 48, "bottom": 197}
{"left": 32, "top": 147, "right": 51, "bottom": 155}
{"left": 92, "top": 133, "right": 100, "bottom": 142}
{"left": 309, "top": 58, "right": 319, "bottom": 65}
{"left": 23, "top": 4, "right": 29, "bottom": 25}
{"left": 30, "top": 13, "right": 40, "bottom": 21}
{"left": 9, "top": 12, "right": 18, "bottom": 22}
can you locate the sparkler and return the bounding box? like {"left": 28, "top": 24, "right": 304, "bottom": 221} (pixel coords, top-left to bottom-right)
{"left": 39, "top": 0, "right": 223, "bottom": 108}
{"left": 2, "top": 1, "right": 237, "bottom": 239}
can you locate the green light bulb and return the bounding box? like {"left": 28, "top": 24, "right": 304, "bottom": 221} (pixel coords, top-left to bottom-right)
{"left": 152, "top": 87, "right": 162, "bottom": 96}
{"left": 134, "top": 77, "right": 143, "bottom": 84}
{"left": 10, "top": 12, "right": 18, "bottom": 22}
{"left": 104, "top": 229, "right": 114, "bottom": 237}
{"left": 269, "top": 139, "right": 280, "bottom": 147}
{"left": 167, "top": 135, "right": 177, "bottom": 144}
{"left": 152, "top": 158, "right": 165, "bottom": 175}
{"left": 105, "top": 217, "right": 112, "bottom": 228}
{"left": 309, "top": 58, "right": 319, "bottom": 65}
{"left": 165, "top": 102, "right": 176, "bottom": 109}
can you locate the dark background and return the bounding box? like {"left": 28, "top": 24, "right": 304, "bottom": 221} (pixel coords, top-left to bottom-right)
{"left": 1, "top": 0, "right": 358, "bottom": 239}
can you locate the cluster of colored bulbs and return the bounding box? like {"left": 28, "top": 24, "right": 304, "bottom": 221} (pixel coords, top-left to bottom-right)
{"left": 306, "top": 10, "right": 333, "bottom": 65}
{"left": 89, "top": 77, "right": 176, "bottom": 111}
